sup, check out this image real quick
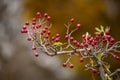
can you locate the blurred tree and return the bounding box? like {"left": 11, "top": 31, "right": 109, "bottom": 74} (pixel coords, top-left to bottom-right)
{"left": 24, "top": 0, "right": 120, "bottom": 80}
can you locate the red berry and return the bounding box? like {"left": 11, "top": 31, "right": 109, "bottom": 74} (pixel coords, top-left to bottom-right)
{"left": 84, "top": 42, "right": 88, "bottom": 47}
{"left": 36, "top": 12, "right": 41, "bottom": 18}
{"left": 65, "top": 35, "right": 69, "bottom": 39}
{"left": 32, "top": 18, "right": 36, "bottom": 22}
{"left": 107, "top": 35, "right": 111, "bottom": 40}
{"left": 56, "top": 33, "right": 60, "bottom": 37}
{"left": 80, "top": 58, "right": 84, "bottom": 62}
{"left": 31, "top": 25, "right": 35, "bottom": 29}
{"left": 76, "top": 42, "right": 80, "bottom": 47}
{"left": 89, "top": 37, "right": 93, "bottom": 42}
{"left": 63, "top": 63, "right": 67, "bottom": 67}
{"left": 115, "top": 56, "right": 120, "bottom": 60}
{"left": 44, "top": 26, "right": 48, "bottom": 30}
{"left": 69, "top": 64, "right": 74, "bottom": 68}
{"left": 47, "top": 16, "right": 51, "bottom": 21}
{"left": 32, "top": 46, "right": 36, "bottom": 50}
{"left": 87, "top": 48, "right": 91, "bottom": 53}
{"left": 106, "top": 31, "right": 110, "bottom": 35}
{"left": 70, "top": 37, "right": 74, "bottom": 41}
{"left": 70, "top": 18, "right": 75, "bottom": 23}
{"left": 32, "top": 21, "right": 36, "bottom": 25}
{"left": 42, "top": 28, "right": 46, "bottom": 33}
{"left": 92, "top": 70, "right": 97, "bottom": 74}
{"left": 44, "top": 13, "right": 48, "bottom": 18}
{"left": 25, "top": 21, "right": 29, "bottom": 25}
{"left": 24, "top": 30, "right": 28, "bottom": 33}
{"left": 27, "top": 36, "right": 32, "bottom": 41}
{"left": 102, "top": 39, "right": 107, "bottom": 43}
{"left": 82, "top": 34, "right": 86, "bottom": 39}
{"left": 87, "top": 35, "right": 91, "bottom": 40}
{"left": 114, "top": 50, "right": 118, "bottom": 54}
{"left": 52, "top": 36, "right": 55, "bottom": 41}
{"left": 47, "top": 31, "right": 51, "bottom": 35}
{"left": 21, "top": 29, "right": 25, "bottom": 33}
{"left": 80, "top": 43, "right": 84, "bottom": 47}
{"left": 45, "top": 34, "right": 49, "bottom": 39}
{"left": 73, "top": 40, "right": 77, "bottom": 45}
{"left": 110, "top": 37, "right": 115, "bottom": 43}
{"left": 76, "top": 23, "right": 81, "bottom": 29}
{"left": 23, "top": 25, "right": 27, "bottom": 29}
{"left": 100, "top": 32, "right": 104, "bottom": 36}
{"left": 55, "top": 37, "right": 60, "bottom": 42}
{"left": 36, "top": 24, "right": 41, "bottom": 29}
{"left": 34, "top": 52, "right": 39, "bottom": 57}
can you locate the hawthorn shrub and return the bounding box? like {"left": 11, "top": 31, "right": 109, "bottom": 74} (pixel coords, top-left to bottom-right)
{"left": 20, "top": 12, "right": 120, "bottom": 80}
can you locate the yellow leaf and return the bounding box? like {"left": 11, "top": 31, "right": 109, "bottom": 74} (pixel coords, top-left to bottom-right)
{"left": 53, "top": 42, "right": 63, "bottom": 46}
{"left": 97, "top": 52, "right": 102, "bottom": 61}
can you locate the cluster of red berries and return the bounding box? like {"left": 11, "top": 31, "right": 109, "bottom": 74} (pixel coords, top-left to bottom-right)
{"left": 51, "top": 33, "right": 61, "bottom": 43}
{"left": 20, "top": 11, "right": 52, "bottom": 57}
{"left": 113, "top": 50, "right": 120, "bottom": 60}
{"left": 62, "top": 63, "right": 74, "bottom": 69}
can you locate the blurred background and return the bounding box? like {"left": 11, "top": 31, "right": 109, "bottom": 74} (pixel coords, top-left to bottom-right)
{"left": 0, "top": 0, "right": 120, "bottom": 80}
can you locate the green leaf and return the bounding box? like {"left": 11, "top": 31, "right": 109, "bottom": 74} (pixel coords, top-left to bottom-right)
{"left": 95, "top": 27, "right": 101, "bottom": 32}
{"left": 97, "top": 52, "right": 102, "bottom": 61}
{"left": 100, "top": 25, "right": 104, "bottom": 32}
{"left": 90, "top": 58, "right": 94, "bottom": 66}
{"left": 105, "top": 27, "right": 110, "bottom": 32}
{"left": 105, "top": 74, "right": 112, "bottom": 80}
{"left": 53, "top": 42, "right": 63, "bottom": 46}
{"left": 105, "top": 64, "right": 111, "bottom": 73}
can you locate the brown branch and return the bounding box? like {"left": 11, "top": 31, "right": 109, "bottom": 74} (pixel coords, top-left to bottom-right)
{"left": 110, "top": 69, "right": 120, "bottom": 77}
